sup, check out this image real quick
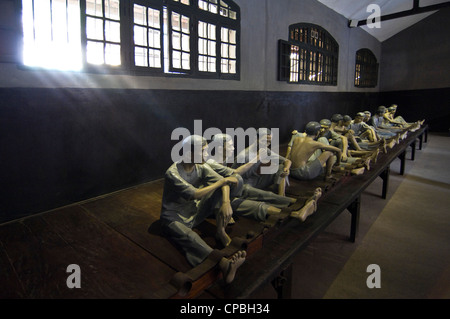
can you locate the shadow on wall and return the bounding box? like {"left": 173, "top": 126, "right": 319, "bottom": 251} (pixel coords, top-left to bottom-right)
{"left": 0, "top": 88, "right": 380, "bottom": 223}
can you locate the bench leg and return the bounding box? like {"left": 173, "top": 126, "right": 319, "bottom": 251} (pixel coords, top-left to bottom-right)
{"left": 380, "top": 166, "right": 390, "bottom": 199}
{"left": 419, "top": 133, "right": 423, "bottom": 150}
{"left": 410, "top": 141, "right": 416, "bottom": 160}
{"left": 398, "top": 151, "right": 406, "bottom": 175}
{"left": 271, "top": 263, "right": 293, "bottom": 299}
{"left": 348, "top": 195, "right": 361, "bottom": 243}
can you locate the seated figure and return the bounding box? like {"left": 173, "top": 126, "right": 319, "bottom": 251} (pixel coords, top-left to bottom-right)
{"left": 385, "top": 104, "right": 423, "bottom": 132}
{"left": 160, "top": 135, "right": 246, "bottom": 283}
{"left": 207, "top": 133, "right": 322, "bottom": 223}
{"left": 370, "top": 107, "right": 399, "bottom": 138}
{"left": 232, "top": 128, "right": 291, "bottom": 196}
{"left": 318, "top": 119, "right": 349, "bottom": 161}
{"left": 287, "top": 121, "right": 342, "bottom": 181}
{"left": 345, "top": 113, "right": 384, "bottom": 152}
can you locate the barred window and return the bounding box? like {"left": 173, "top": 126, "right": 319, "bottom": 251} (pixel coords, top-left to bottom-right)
{"left": 355, "top": 48, "right": 378, "bottom": 88}
{"left": 278, "top": 23, "right": 338, "bottom": 86}
{"left": 21, "top": 0, "right": 240, "bottom": 79}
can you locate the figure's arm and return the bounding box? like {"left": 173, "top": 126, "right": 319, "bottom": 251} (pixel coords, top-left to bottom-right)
{"left": 282, "top": 158, "right": 291, "bottom": 176}
{"left": 219, "top": 183, "right": 233, "bottom": 224}
{"left": 233, "top": 147, "right": 267, "bottom": 176}
{"left": 340, "top": 135, "right": 349, "bottom": 161}
{"left": 317, "top": 142, "right": 342, "bottom": 165}
{"left": 192, "top": 176, "right": 237, "bottom": 200}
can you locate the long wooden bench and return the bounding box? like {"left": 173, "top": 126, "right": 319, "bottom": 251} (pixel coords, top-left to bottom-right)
{"left": 156, "top": 124, "right": 429, "bottom": 298}
{"left": 0, "top": 125, "right": 428, "bottom": 299}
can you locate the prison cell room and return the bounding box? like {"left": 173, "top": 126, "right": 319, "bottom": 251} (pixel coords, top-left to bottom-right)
{"left": 0, "top": 0, "right": 449, "bottom": 302}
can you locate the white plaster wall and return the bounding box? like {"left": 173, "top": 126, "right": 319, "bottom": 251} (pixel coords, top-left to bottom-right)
{"left": 0, "top": 0, "right": 381, "bottom": 91}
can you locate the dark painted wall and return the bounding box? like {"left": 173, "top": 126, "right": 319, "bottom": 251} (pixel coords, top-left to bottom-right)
{"left": 379, "top": 88, "right": 450, "bottom": 132}
{"left": 0, "top": 88, "right": 379, "bottom": 223}
{"left": 380, "top": 7, "right": 450, "bottom": 91}
{"left": 378, "top": 8, "right": 450, "bottom": 132}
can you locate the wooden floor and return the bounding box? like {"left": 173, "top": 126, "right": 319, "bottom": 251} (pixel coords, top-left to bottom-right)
{"left": 0, "top": 173, "right": 275, "bottom": 298}
{"left": 0, "top": 127, "right": 428, "bottom": 299}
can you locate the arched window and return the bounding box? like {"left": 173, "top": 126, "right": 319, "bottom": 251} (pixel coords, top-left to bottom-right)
{"left": 20, "top": 0, "right": 240, "bottom": 79}
{"left": 278, "top": 23, "right": 338, "bottom": 85}
{"left": 354, "top": 48, "right": 378, "bottom": 88}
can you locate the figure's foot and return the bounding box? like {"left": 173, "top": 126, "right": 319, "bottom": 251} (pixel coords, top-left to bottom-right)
{"left": 363, "top": 157, "right": 371, "bottom": 171}
{"left": 380, "top": 138, "right": 387, "bottom": 153}
{"left": 290, "top": 188, "right": 322, "bottom": 222}
{"left": 370, "top": 148, "right": 380, "bottom": 164}
{"left": 228, "top": 217, "right": 236, "bottom": 225}
{"left": 351, "top": 167, "right": 365, "bottom": 175}
{"left": 219, "top": 251, "right": 247, "bottom": 284}
{"left": 387, "top": 138, "right": 396, "bottom": 149}
{"left": 216, "top": 231, "right": 232, "bottom": 247}
{"left": 332, "top": 166, "right": 345, "bottom": 172}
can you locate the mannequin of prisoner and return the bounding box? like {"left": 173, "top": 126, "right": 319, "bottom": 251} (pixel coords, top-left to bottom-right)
{"left": 318, "top": 119, "right": 349, "bottom": 161}
{"left": 330, "top": 114, "right": 345, "bottom": 135}
{"left": 316, "top": 119, "right": 372, "bottom": 175}
{"left": 160, "top": 135, "right": 246, "bottom": 283}
{"left": 346, "top": 113, "right": 385, "bottom": 154}
{"left": 208, "top": 133, "right": 322, "bottom": 222}
{"left": 287, "top": 121, "right": 342, "bottom": 181}
{"left": 370, "top": 107, "right": 399, "bottom": 138}
{"left": 233, "top": 128, "right": 291, "bottom": 196}
{"left": 385, "top": 104, "right": 423, "bottom": 132}
{"left": 352, "top": 112, "right": 378, "bottom": 142}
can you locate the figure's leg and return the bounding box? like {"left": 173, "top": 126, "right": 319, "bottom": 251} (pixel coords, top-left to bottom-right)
{"left": 215, "top": 212, "right": 232, "bottom": 247}
{"left": 318, "top": 151, "right": 336, "bottom": 180}
{"left": 196, "top": 188, "right": 231, "bottom": 247}
{"left": 163, "top": 221, "right": 213, "bottom": 267}
{"left": 242, "top": 184, "right": 295, "bottom": 207}
{"left": 346, "top": 133, "right": 363, "bottom": 151}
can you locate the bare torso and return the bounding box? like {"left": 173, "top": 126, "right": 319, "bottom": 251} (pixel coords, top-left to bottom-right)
{"left": 289, "top": 136, "right": 323, "bottom": 169}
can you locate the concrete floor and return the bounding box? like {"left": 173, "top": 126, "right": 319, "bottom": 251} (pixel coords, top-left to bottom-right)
{"left": 250, "top": 133, "right": 450, "bottom": 299}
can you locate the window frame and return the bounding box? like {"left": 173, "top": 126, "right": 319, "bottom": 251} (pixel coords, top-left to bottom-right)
{"left": 354, "top": 48, "right": 378, "bottom": 88}
{"left": 18, "top": 0, "right": 240, "bottom": 80}
{"left": 278, "top": 23, "right": 339, "bottom": 86}
{"left": 130, "top": 0, "right": 165, "bottom": 75}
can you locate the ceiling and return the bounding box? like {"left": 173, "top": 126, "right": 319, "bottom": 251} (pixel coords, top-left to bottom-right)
{"left": 317, "top": 0, "right": 450, "bottom": 42}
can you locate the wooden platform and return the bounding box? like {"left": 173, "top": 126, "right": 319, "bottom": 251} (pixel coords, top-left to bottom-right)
{"left": 0, "top": 126, "right": 428, "bottom": 299}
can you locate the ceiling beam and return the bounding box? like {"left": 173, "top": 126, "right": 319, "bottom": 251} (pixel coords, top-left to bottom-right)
{"left": 348, "top": 1, "right": 450, "bottom": 28}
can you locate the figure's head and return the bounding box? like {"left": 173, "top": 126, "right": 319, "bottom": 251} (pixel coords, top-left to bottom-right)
{"left": 257, "top": 128, "right": 272, "bottom": 147}
{"left": 305, "top": 121, "right": 321, "bottom": 137}
{"left": 319, "top": 119, "right": 331, "bottom": 134}
{"left": 363, "top": 111, "right": 371, "bottom": 121}
{"left": 181, "top": 135, "right": 208, "bottom": 164}
{"left": 388, "top": 106, "right": 396, "bottom": 114}
{"left": 211, "top": 133, "right": 234, "bottom": 161}
{"left": 331, "top": 114, "right": 343, "bottom": 124}
{"left": 343, "top": 115, "right": 352, "bottom": 126}
{"left": 354, "top": 112, "right": 365, "bottom": 123}
{"left": 376, "top": 106, "right": 386, "bottom": 115}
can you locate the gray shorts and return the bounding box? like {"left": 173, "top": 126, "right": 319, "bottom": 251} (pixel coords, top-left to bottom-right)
{"left": 290, "top": 158, "right": 324, "bottom": 180}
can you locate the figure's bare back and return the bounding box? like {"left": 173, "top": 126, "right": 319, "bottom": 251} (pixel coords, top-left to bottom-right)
{"left": 289, "top": 137, "right": 322, "bottom": 169}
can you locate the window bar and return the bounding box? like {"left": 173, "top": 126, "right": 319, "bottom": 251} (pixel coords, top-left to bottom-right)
{"left": 31, "top": 0, "right": 36, "bottom": 42}
{"left": 50, "top": 0, "right": 54, "bottom": 42}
